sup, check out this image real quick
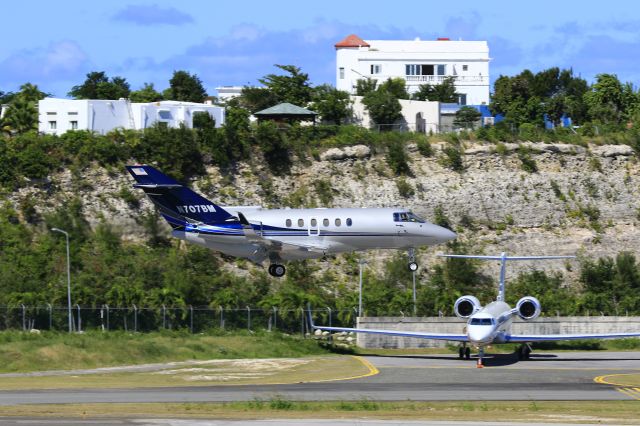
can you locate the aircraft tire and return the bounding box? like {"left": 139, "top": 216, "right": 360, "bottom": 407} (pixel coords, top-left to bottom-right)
{"left": 408, "top": 262, "right": 418, "bottom": 272}
{"left": 458, "top": 347, "right": 464, "bottom": 359}
{"left": 270, "top": 264, "right": 286, "bottom": 277}
{"left": 464, "top": 347, "right": 471, "bottom": 360}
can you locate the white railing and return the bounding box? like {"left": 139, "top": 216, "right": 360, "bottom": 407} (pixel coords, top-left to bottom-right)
{"left": 404, "top": 75, "right": 488, "bottom": 83}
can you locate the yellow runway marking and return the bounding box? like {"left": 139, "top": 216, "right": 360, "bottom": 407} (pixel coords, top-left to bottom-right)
{"left": 594, "top": 373, "right": 640, "bottom": 400}
{"left": 310, "top": 356, "right": 380, "bottom": 383}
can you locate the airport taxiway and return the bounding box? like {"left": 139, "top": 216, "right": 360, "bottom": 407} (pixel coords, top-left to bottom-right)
{"left": 0, "top": 351, "right": 639, "bottom": 404}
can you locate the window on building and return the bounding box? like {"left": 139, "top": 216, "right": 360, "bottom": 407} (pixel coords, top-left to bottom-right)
{"left": 298, "top": 218, "right": 304, "bottom": 227}
{"left": 370, "top": 64, "right": 381, "bottom": 74}
{"left": 458, "top": 94, "right": 467, "bottom": 106}
{"left": 48, "top": 121, "right": 56, "bottom": 130}
{"left": 437, "top": 64, "right": 445, "bottom": 76}
{"left": 462, "top": 64, "right": 468, "bottom": 71}
{"left": 346, "top": 218, "right": 352, "bottom": 226}
{"left": 323, "top": 218, "right": 329, "bottom": 227}
{"left": 68, "top": 111, "right": 78, "bottom": 115}
{"left": 70, "top": 121, "right": 78, "bottom": 130}
{"left": 311, "top": 218, "right": 317, "bottom": 227}
{"left": 406, "top": 64, "right": 438, "bottom": 76}
{"left": 286, "top": 219, "right": 292, "bottom": 227}
{"left": 335, "top": 218, "right": 341, "bottom": 227}
{"left": 339, "top": 67, "right": 345, "bottom": 79}
{"left": 46, "top": 112, "right": 56, "bottom": 115}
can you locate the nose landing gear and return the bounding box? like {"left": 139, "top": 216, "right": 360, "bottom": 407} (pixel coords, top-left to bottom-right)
{"left": 407, "top": 248, "right": 419, "bottom": 272}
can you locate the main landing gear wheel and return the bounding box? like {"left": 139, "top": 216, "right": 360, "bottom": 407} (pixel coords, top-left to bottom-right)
{"left": 408, "top": 261, "right": 419, "bottom": 272}
{"left": 465, "top": 347, "right": 471, "bottom": 360}
{"left": 517, "top": 344, "right": 531, "bottom": 360}
{"left": 268, "top": 264, "right": 286, "bottom": 277}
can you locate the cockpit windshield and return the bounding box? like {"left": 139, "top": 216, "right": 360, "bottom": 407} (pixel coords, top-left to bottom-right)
{"left": 469, "top": 318, "right": 494, "bottom": 326}
{"left": 393, "top": 211, "right": 426, "bottom": 223}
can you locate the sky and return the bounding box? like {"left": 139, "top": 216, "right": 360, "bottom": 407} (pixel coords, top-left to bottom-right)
{"left": 2, "top": 0, "right": 640, "bottom": 98}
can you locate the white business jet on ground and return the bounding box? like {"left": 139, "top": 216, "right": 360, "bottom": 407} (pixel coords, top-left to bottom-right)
{"left": 126, "top": 165, "right": 456, "bottom": 277}
{"left": 311, "top": 253, "right": 640, "bottom": 366}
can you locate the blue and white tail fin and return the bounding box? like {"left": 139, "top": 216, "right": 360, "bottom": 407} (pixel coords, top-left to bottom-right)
{"left": 126, "top": 165, "right": 234, "bottom": 228}
{"left": 438, "top": 253, "right": 575, "bottom": 302}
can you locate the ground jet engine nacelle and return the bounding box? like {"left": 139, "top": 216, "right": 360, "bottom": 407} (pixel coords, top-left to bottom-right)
{"left": 454, "top": 295, "right": 482, "bottom": 319}
{"left": 516, "top": 296, "right": 541, "bottom": 320}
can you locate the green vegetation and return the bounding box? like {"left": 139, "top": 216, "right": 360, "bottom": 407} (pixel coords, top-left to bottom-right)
{"left": 1, "top": 401, "right": 638, "bottom": 422}
{"left": 0, "top": 329, "right": 331, "bottom": 373}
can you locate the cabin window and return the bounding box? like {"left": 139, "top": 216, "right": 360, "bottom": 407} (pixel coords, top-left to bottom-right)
{"left": 286, "top": 219, "right": 292, "bottom": 227}
{"left": 298, "top": 219, "right": 304, "bottom": 227}
{"left": 346, "top": 218, "right": 352, "bottom": 226}
{"left": 311, "top": 218, "right": 317, "bottom": 227}
{"left": 335, "top": 218, "right": 341, "bottom": 227}
{"left": 323, "top": 218, "right": 329, "bottom": 227}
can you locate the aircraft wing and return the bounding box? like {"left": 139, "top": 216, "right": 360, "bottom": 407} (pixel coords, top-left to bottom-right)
{"left": 237, "top": 212, "right": 328, "bottom": 255}
{"left": 311, "top": 320, "right": 468, "bottom": 342}
{"left": 506, "top": 331, "right": 640, "bottom": 343}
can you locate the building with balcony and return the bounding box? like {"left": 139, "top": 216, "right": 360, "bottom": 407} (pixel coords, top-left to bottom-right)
{"left": 38, "top": 98, "right": 225, "bottom": 135}
{"left": 335, "top": 34, "right": 490, "bottom": 106}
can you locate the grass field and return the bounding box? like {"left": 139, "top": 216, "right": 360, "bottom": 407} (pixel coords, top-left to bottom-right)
{"left": 0, "top": 329, "right": 336, "bottom": 373}
{"left": 0, "top": 400, "right": 638, "bottom": 423}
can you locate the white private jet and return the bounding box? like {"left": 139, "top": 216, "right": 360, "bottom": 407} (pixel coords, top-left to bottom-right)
{"left": 310, "top": 253, "right": 640, "bottom": 366}
{"left": 126, "top": 165, "right": 456, "bottom": 277}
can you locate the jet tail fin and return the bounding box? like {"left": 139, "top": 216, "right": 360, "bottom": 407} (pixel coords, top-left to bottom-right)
{"left": 126, "top": 165, "right": 234, "bottom": 228}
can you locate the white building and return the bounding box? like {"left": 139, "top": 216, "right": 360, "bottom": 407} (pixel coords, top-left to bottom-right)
{"left": 215, "top": 86, "right": 243, "bottom": 103}
{"left": 335, "top": 34, "right": 490, "bottom": 106}
{"left": 350, "top": 96, "right": 441, "bottom": 133}
{"left": 38, "top": 98, "right": 225, "bottom": 135}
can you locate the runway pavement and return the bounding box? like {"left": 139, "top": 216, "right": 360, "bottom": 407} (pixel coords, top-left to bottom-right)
{"left": 0, "top": 351, "right": 639, "bottom": 405}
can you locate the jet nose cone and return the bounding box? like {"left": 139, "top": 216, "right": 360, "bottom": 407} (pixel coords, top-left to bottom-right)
{"left": 432, "top": 225, "right": 457, "bottom": 244}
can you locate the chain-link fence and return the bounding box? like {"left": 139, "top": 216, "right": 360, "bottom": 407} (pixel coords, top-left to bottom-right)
{"left": 0, "top": 305, "right": 358, "bottom": 334}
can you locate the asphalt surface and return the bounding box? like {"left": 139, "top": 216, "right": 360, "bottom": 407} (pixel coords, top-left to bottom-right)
{"left": 0, "top": 351, "right": 639, "bottom": 405}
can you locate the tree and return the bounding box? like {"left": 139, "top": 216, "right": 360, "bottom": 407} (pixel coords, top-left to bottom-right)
{"left": 583, "top": 74, "right": 639, "bottom": 125}
{"left": 413, "top": 76, "right": 457, "bottom": 102}
{"left": 68, "top": 71, "right": 130, "bottom": 99}
{"left": 258, "top": 64, "right": 313, "bottom": 106}
{"left": 310, "top": 84, "right": 352, "bottom": 124}
{"left": 129, "top": 83, "right": 164, "bottom": 103}
{"left": 1, "top": 83, "right": 49, "bottom": 134}
{"left": 166, "top": 70, "right": 207, "bottom": 103}
{"left": 453, "top": 106, "right": 482, "bottom": 129}
{"left": 362, "top": 89, "right": 402, "bottom": 129}
{"left": 238, "top": 86, "right": 279, "bottom": 113}
{"left": 355, "top": 78, "right": 377, "bottom": 96}
{"left": 378, "top": 78, "right": 409, "bottom": 100}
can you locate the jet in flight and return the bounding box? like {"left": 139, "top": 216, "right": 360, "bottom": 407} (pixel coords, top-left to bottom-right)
{"left": 311, "top": 253, "right": 640, "bottom": 366}
{"left": 126, "top": 165, "right": 456, "bottom": 277}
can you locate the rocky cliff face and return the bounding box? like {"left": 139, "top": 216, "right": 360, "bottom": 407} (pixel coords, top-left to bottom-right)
{"left": 10, "top": 141, "right": 640, "bottom": 280}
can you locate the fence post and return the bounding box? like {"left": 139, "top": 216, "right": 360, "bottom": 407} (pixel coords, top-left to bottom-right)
{"left": 133, "top": 304, "right": 137, "bottom": 332}
{"left": 105, "top": 304, "right": 110, "bottom": 331}
{"left": 162, "top": 304, "right": 166, "bottom": 329}
{"left": 300, "top": 308, "right": 305, "bottom": 337}
{"left": 21, "top": 304, "right": 26, "bottom": 331}
{"left": 245, "top": 306, "right": 251, "bottom": 331}
{"left": 327, "top": 307, "right": 332, "bottom": 328}
{"left": 47, "top": 303, "right": 52, "bottom": 330}
{"left": 353, "top": 307, "right": 358, "bottom": 327}
{"left": 273, "top": 307, "right": 277, "bottom": 330}
{"left": 189, "top": 305, "right": 194, "bottom": 333}
{"left": 219, "top": 306, "right": 224, "bottom": 329}
{"left": 100, "top": 305, "right": 104, "bottom": 331}
{"left": 76, "top": 304, "right": 81, "bottom": 332}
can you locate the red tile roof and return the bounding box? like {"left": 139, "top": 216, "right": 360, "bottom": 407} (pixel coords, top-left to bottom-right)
{"left": 334, "top": 34, "right": 370, "bottom": 48}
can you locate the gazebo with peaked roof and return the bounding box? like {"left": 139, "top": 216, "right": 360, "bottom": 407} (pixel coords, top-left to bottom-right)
{"left": 253, "top": 102, "right": 318, "bottom": 124}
